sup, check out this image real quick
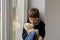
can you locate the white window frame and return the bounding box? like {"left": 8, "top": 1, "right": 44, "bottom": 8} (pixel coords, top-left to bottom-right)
{"left": 0, "top": 0, "right": 1, "bottom": 40}
{"left": 2, "top": 0, "right": 28, "bottom": 40}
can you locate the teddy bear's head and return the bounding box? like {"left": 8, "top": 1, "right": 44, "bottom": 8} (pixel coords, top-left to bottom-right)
{"left": 24, "top": 23, "right": 34, "bottom": 31}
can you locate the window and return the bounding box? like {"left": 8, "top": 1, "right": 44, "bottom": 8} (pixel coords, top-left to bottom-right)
{"left": 2, "top": 0, "right": 28, "bottom": 40}
{"left": 12, "top": 0, "right": 28, "bottom": 40}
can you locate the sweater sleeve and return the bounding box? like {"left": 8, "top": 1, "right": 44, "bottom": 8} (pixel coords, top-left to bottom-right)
{"left": 39, "top": 21, "right": 45, "bottom": 39}
{"left": 22, "top": 27, "right": 28, "bottom": 40}
{"left": 39, "top": 26, "right": 45, "bottom": 38}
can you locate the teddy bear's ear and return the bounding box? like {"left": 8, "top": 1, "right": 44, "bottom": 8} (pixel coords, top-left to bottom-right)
{"left": 24, "top": 23, "right": 30, "bottom": 27}
{"left": 24, "top": 23, "right": 30, "bottom": 25}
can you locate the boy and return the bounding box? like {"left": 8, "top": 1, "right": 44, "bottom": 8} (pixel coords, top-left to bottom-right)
{"left": 22, "top": 8, "right": 45, "bottom": 40}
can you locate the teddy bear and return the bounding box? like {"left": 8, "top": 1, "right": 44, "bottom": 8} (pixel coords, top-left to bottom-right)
{"left": 24, "top": 23, "right": 42, "bottom": 40}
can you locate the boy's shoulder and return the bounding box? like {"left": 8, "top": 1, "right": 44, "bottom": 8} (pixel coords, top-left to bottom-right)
{"left": 39, "top": 20, "right": 45, "bottom": 27}
{"left": 40, "top": 20, "right": 45, "bottom": 25}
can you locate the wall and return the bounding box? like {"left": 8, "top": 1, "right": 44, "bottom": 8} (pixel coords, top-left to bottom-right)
{"left": 45, "top": 0, "right": 60, "bottom": 40}
{"left": 0, "top": 0, "right": 1, "bottom": 11}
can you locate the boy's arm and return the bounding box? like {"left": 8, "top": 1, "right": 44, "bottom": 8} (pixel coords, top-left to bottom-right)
{"left": 39, "top": 27, "right": 45, "bottom": 38}
{"left": 22, "top": 27, "right": 28, "bottom": 40}
{"left": 39, "top": 21, "right": 45, "bottom": 39}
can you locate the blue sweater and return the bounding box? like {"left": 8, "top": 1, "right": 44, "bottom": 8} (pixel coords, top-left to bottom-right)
{"left": 22, "top": 20, "right": 45, "bottom": 40}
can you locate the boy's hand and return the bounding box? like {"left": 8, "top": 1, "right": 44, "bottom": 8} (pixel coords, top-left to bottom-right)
{"left": 35, "top": 29, "right": 39, "bottom": 35}
{"left": 27, "top": 29, "right": 34, "bottom": 34}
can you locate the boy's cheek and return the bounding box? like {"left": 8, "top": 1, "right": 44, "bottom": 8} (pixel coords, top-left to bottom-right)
{"left": 33, "top": 21, "right": 38, "bottom": 24}
{"left": 29, "top": 20, "right": 33, "bottom": 23}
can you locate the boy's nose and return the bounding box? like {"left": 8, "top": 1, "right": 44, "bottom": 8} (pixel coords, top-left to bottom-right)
{"left": 31, "top": 21, "right": 34, "bottom": 24}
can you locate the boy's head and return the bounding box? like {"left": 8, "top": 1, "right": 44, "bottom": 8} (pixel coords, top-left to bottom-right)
{"left": 28, "top": 8, "right": 40, "bottom": 24}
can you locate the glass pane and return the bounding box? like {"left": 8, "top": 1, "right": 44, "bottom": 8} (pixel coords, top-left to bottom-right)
{"left": 12, "top": 0, "right": 17, "bottom": 40}
{"left": 12, "top": 8, "right": 16, "bottom": 40}
{"left": 12, "top": 0, "right": 24, "bottom": 40}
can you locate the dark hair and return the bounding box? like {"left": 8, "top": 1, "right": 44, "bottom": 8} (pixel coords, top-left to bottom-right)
{"left": 28, "top": 8, "right": 40, "bottom": 18}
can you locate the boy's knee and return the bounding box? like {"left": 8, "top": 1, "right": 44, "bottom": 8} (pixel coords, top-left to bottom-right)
{"left": 30, "top": 31, "right": 37, "bottom": 36}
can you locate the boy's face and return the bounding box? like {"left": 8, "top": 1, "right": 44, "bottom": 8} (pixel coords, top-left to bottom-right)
{"left": 29, "top": 17, "right": 39, "bottom": 24}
